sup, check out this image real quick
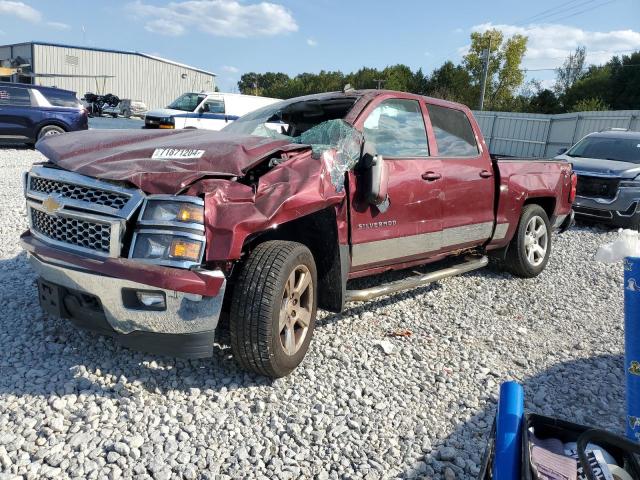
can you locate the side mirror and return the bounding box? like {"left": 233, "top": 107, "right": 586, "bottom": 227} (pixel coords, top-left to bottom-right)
{"left": 198, "top": 105, "right": 206, "bottom": 114}
{"left": 557, "top": 147, "right": 568, "bottom": 155}
{"left": 366, "top": 154, "right": 389, "bottom": 209}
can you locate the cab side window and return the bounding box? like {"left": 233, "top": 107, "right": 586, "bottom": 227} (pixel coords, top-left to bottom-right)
{"left": 203, "top": 99, "right": 225, "bottom": 114}
{"left": 427, "top": 104, "right": 479, "bottom": 157}
{"left": 363, "top": 99, "right": 429, "bottom": 157}
{"left": 0, "top": 86, "right": 31, "bottom": 107}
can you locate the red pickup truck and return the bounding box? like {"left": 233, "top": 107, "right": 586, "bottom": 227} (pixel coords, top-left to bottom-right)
{"left": 21, "top": 90, "right": 575, "bottom": 377}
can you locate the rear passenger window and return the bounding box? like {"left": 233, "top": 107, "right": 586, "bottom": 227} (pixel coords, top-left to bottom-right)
{"left": 44, "top": 90, "right": 80, "bottom": 108}
{"left": 0, "top": 86, "right": 31, "bottom": 107}
{"left": 363, "top": 99, "right": 429, "bottom": 157}
{"left": 427, "top": 104, "right": 479, "bottom": 157}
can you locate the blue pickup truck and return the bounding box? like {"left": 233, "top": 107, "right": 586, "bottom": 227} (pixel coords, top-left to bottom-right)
{"left": 0, "top": 82, "right": 88, "bottom": 146}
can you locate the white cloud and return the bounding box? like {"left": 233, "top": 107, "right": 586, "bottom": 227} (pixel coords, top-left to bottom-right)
{"left": 145, "top": 18, "right": 185, "bottom": 36}
{"left": 0, "top": 2, "right": 70, "bottom": 30}
{"left": 0, "top": 0, "right": 41, "bottom": 22}
{"left": 47, "top": 21, "right": 70, "bottom": 30}
{"left": 306, "top": 38, "right": 317, "bottom": 47}
{"left": 466, "top": 23, "right": 640, "bottom": 69}
{"left": 128, "top": 0, "right": 298, "bottom": 38}
{"left": 222, "top": 65, "right": 239, "bottom": 73}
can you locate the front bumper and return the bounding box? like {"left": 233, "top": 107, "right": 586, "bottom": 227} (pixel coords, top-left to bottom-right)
{"left": 573, "top": 190, "right": 640, "bottom": 228}
{"left": 26, "top": 247, "right": 226, "bottom": 359}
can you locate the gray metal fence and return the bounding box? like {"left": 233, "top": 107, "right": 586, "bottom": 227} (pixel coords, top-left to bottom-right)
{"left": 472, "top": 110, "right": 640, "bottom": 158}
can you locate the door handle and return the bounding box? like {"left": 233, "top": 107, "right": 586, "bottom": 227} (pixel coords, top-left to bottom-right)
{"left": 479, "top": 169, "right": 493, "bottom": 178}
{"left": 421, "top": 171, "right": 442, "bottom": 181}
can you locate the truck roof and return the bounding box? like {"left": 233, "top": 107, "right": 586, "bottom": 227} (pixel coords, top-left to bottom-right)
{"left": 272, "top": 89, "right": 472, "bottom": 113}
{"left": 589, "top": 130, "right": 640, "bottom": 139}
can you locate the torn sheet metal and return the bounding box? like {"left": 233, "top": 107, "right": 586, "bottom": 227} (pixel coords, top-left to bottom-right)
{"left": 184, "top": 148, "right": 349, "bottom": 261}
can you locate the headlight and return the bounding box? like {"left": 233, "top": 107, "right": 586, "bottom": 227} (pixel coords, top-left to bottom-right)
{"left": 131, "top": 196, "right": 206, "bottom": 268}
{"left": 139, "top": 198, "right": 204, "bottom": 229}
{"left": 141, "top": 200, "right": 204, "bottom": 225}
{"left": 131, "top": 232, "right": 204, "bottom": 267}
{"left": 619, "top": 180, "right": 640, "bottom": 188}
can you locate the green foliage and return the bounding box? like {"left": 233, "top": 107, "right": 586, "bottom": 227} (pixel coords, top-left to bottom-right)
{"left": 236, "top": 31, "right": 638, "bottom": 114}
{"left": 423, "top": 61, "right": 473, "bottom": 104}
{"left": 569, "top": 97, "right": 608, "bottom": 112}
{"left": 555, "top": 46, "right": 586, "bottom": 95}
{"left": 463, "top": 29, "right": 528, "bottom": 110}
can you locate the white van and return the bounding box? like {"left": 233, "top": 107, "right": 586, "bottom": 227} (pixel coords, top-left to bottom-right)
{"left": 143, "top": 92, "right": 280, "bottom": 130}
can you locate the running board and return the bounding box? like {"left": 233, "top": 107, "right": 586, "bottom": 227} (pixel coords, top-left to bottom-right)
{"left": 344, "top": 256, "right": 489, "bottom": 303}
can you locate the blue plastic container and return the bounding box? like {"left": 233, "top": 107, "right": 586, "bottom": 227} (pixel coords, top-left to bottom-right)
{"left": 624, "top": 257, "right": 640, "bottom": 441}
{"left": 493, "top": 381, "right": 524, "bottom": 480}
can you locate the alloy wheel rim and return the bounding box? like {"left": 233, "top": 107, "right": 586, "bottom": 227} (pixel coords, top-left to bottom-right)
{"left": 279, "top": 265, "right": 313, "bottom": 356}
{"left": 524, "top": 216, "right": 548, "bottom": 267}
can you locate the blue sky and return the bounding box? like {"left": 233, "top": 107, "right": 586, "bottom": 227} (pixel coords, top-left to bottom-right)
{"left": 1, "top": 0, "right": 639, "bottom": 92}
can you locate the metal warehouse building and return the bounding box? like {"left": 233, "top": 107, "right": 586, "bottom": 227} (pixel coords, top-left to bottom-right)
{"left": 0, "top": 41, "right": 216, "bottom": 109}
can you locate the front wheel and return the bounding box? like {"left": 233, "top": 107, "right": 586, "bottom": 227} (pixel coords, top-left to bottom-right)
{"left": 229, "top": 241, "right": 317, "bottom": 378}
{"left": 504, "top": 204, "right": 551, "bottom": 278}
{"left": 37, "top": 125, "right": 65, "bottom": 140}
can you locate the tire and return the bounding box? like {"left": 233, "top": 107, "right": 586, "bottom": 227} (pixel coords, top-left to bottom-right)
{"left": 229, "top": 241, "right": 317, "bottom": 378}
{"left": 504, "top": 204, "right": 552, "bottom": 278}
{"left": 37, "top": 125, "right": 65, "bottom": 140}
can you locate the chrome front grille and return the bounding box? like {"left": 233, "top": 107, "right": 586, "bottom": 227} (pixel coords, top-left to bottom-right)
{"left": 31, "top": 208, "right": 112, "bottom": 254}
{"left": 25, "top": 166, "right": 144, "bottom": 257}
{"left": 29, "top": 176, "right": 130, "bottom": 210}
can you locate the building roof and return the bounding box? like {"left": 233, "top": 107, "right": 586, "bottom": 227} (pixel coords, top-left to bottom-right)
{"left": 1, "top": 41, "right": 216, "bottom": 77}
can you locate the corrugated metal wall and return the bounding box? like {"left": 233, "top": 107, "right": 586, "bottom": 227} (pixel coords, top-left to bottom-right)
{"left": 32, "top": 44, "right": 216, "bottom": 109}
{"left": 473, "top": 110, "right": 640, "bottom": 158}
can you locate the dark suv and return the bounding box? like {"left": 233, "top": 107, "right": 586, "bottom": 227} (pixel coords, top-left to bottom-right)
{"left": 556, "top": 130, "right": 640, "bottom": 228}
{"left": 0, "top": 82, "right": 88, "bottom": 146}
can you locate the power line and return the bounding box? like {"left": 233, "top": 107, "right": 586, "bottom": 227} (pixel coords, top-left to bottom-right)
{"left": 515, "top": 0, "right": 597, "bottom": 25}
{"left": 538, "top": 0, "right": 617, "bottom": 23}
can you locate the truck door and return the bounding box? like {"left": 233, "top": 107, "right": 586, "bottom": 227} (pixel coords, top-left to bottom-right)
{"left": 424, "top": 103, "right": 495, "bottom": 249}
{"left": 0, "top": 85, "right": 34, "bottom": 141}
{"left": 348, "top": 97, "right": 443, "bottom": 272}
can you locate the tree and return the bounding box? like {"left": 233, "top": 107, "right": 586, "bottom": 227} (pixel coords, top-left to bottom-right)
{"left": 554, "top": 46, "right": 586, "bottom": 95}
{"left": 569, "top": 97, "right": 608, "bottom": 112}
{"left": 237, "top": 72, "right": 291, "bottom": 97}
{"left": 424, "top": 61, "right": 473, "bottom": 104}
{"left": 608, "top": 52, "right": 640, "bottom": 109}
{"left": 463, "top": 29, "right": 528, "bottom": 110}
{"left": 562, "top": 65, "right": 612, "bottom": 111}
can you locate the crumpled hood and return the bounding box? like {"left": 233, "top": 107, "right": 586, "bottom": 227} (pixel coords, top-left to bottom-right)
{"left": 36, "top": 129, "right": 308, "bottom": 194}
{"left": 558, "top": 154, "right": 640, "bottom": 179}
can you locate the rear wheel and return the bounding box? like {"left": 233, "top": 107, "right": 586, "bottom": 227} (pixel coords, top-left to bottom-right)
{"left": 37, "top": 125, "right": 65, "bottom": 140}
{"left": 229, "top": 241, "right": 317, "bottom": 378}
{"left": 504, "top": 204, "right": 551, "bottom": 278}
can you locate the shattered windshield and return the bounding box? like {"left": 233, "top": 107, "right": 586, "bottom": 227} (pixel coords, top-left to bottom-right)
{"left": 223, "top": 96, "right": 363, "bottom": 191}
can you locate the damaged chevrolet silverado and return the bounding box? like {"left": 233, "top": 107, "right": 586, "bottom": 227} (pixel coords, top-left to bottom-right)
{"left": 21, "top": 90, "right": 576, "bottom": 377}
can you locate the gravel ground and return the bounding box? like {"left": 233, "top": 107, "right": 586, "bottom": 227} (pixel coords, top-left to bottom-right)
{"left": 0, "top": 147, "right": 625, "bottom": 480}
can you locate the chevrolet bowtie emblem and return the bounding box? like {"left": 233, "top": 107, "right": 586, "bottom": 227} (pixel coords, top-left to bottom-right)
{"left": 42, "top": 195, "right": 63, "bottom": 214}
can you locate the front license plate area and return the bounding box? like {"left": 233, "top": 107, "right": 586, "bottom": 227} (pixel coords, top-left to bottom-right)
{"left": 37, "top": 279, "right": 65, "bottom": 317}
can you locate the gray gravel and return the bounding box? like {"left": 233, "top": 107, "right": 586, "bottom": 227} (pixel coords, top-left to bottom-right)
{"left": 0, "top": 147, "right": 626, "bottom": 479}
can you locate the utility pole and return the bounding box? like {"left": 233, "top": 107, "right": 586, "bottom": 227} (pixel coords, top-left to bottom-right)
{"left": 373, "top": 79, "right": 385, "bottom": 90}
{"left": 479, "top": 35, "right": 492, "bottom": 111}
